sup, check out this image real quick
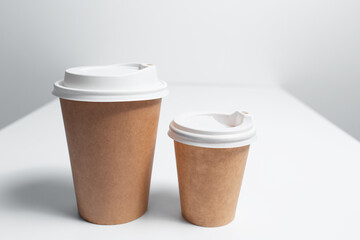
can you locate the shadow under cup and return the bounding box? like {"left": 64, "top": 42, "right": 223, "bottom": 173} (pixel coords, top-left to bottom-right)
{"left": 60, "top": 98, "right": 161, "bottom": 225}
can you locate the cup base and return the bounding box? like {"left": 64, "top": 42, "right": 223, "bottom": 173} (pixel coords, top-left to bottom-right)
{"left": 182, "top": 212, "right": 235, "bottom": 227}
{"left": 78, "top": 207, "right": 148, "bottom": 225}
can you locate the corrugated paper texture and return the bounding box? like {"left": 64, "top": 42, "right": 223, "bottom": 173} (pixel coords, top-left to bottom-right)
{"left": 60, "top": 98, "right": 161, "bottom": 225}
{"left": 174, "top": 141, "right": 250, "bottom": 227}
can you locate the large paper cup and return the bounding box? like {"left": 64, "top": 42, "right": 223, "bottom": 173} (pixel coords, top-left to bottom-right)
{"left": 53, "top": 63, "right": 168, "bottom": 224}
{"left": 168, "top": 111, "right": 256, "bottom": 227}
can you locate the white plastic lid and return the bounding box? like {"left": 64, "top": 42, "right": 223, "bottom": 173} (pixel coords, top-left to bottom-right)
{"left": 168, "top": 111, "right": 257, "bottom": 148}
{"left": 52, "top": 63, "right": 168, "bottom": 102}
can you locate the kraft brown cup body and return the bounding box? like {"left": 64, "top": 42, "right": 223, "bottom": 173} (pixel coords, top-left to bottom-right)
{"left": 174, "top": 142, "right": 250, "bottom": 227}
{"left": 60, "top": 98, "right": 161, "bottom": 224}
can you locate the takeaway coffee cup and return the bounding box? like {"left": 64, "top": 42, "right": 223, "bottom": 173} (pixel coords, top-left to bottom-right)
{"left": 168, "top": 111, "right": 256, "bottom": 227}
{"left": 53, "top": 63, "right": 168, "bottom": 225}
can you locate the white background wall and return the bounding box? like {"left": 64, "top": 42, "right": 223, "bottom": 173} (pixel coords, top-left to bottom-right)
{"left": 1, "top": 0, "right": 359, "bottom": 139}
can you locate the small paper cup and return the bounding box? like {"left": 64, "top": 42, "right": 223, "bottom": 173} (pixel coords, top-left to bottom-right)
{"left": 168, "top": 111, "right": 256, "bottom": 227}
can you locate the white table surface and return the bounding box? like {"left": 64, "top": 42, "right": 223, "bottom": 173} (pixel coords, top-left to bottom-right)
{"left": 1, "top": 84, "right": 359, "bottom": 240}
